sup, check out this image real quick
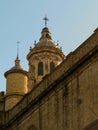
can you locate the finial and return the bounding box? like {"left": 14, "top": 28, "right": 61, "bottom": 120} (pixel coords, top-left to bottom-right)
{"left": 30, "top": 46, "right": 32, "bottom": 50}
{"left": 17, "top": 41, "right": 20, "bottom": 59}
{"left": 15, "top": 41, "right": 20, "bottom": 66}
{"left": 43, "top": 15, "right": 49, "bottom": 27}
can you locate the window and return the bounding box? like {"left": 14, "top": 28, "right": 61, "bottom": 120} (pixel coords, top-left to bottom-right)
{"left": 50, "top": 62, "right": 55, "bottom": 73}
{"left": 38, "top": 62, "right": 43, "bottom": 75}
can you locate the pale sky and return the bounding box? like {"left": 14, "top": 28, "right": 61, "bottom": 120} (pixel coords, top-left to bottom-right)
{"left": 0, "top": 0, "right": 98, "bottom": 91}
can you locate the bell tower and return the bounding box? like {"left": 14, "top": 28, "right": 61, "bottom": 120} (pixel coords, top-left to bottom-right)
{"left": 27, "top": 17, "right": 65, "bottom": 91}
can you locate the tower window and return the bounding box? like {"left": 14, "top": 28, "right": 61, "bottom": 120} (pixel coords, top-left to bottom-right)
{"left": 38, "top": 62, "right": 43, "bottom": 75}
{"left": 50, "top": 62, "right": 55, "bottom": 73}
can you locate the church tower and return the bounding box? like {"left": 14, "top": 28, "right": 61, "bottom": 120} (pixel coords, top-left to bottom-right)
{"left": 4, "top": 56, "right": 28, "bottom": 111}
{"left": 27, "top": 17, "right": 65, "bottom": 91}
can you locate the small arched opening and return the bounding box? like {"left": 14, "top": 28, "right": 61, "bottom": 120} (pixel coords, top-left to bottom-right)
{"left": 50, "top": 62, "right": 55, "bottom": 73}
{"left": 38, "top": 62, "right": 43, "bottom": 75}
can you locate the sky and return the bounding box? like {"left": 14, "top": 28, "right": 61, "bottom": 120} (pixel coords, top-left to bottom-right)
{"left": 0, "top": 0, "right": 98, "bottom": 91}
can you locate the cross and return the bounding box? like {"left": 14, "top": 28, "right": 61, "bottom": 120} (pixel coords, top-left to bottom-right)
{"left": 43, "top": 15, "right": 49, "bottom": 27}
{"left": 17, "top": 41, "right": 20, "bottom": 58}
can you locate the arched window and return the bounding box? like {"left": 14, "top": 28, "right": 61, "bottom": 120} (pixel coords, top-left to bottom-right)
{"left": 50, "top": 62, "right": 55, "bottom": 73}
{"left": 38, "top": 62, "right": 43, "bottom": 75}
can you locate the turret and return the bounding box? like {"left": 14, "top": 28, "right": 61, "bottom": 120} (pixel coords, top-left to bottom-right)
{"left": 27, "top": 16, "right": 65, "bottom": 91}
{"left": 4, "top": 56, "right": 28, "bottom": 111}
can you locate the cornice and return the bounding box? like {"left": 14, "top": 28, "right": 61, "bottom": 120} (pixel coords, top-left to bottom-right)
{"left": 4, "top": 69, "right": 28, "bottom": 78}
{"left": 27, "top": 46, "right": 65, "bottom": 60}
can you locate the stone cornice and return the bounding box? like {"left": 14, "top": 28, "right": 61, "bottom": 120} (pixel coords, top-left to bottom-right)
{"left": 27, "top": 46, "right": 65, "bottom": 60}
{"left": 4, "top": 69, "right": 28, "bottom": 78}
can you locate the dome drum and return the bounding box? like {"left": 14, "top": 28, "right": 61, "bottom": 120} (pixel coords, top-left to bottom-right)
{"left": 27, "top": 46, "right": 65, "bottom": 61}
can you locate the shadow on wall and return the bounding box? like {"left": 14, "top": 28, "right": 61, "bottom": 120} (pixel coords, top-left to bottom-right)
{"left": 28, "top": 125, "right": 37, "bottom": 130}
{"left": 83, "top": 119, "right": 98, "bottom": 130}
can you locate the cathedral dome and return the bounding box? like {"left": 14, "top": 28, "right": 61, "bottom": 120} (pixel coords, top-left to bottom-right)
{"left": 35, "top": 27, "right": 56, "bottom": 48}
{"left": 36, "top": 39, "right": 56, "bottom": 48}
{"left": 27, "top": 16, "right": 63, "bottom": 56}
{"left": 27, "top": 26, "right": 65, "bottom": 60}
{"left": 26, "top": 17, "right": 65, "bottom": 91}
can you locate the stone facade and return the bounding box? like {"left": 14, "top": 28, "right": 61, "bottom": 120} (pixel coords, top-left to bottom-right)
{"left": 0, "top": 27, "right": 98, "bottom": 130}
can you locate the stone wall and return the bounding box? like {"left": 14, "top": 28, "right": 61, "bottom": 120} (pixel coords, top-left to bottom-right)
{"left": 0, "top": 28, "right": 98, "bottom": 130}
{"left": 4, "top": 28, "right": 98, "bottom": 125}
{"left": 4, "top": 52, "right": 98, "bottom": 130}
{"left": 83, "top": 119, "right": 98, "bottom": 130}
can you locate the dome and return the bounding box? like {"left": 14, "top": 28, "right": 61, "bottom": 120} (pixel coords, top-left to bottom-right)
{"left": 34, "top": 27, "right": 56, "bottom": 48}
{"left": 9, "top": 65, "right": 24, "bottom": 71}
{"left": 35, "top": 39, "right": 56, "bottom": 48}
{"left": 4, "top": 56, "right": 27, "bottom": 77}
{"left": 27, "top": 26, "right": 65, "bottom": 60}
{"left": 9, "top": 56, "right": 24, "bottom": 71}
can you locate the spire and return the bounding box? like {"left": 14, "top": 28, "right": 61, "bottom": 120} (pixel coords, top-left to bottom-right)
{"left": 15, "top": 56, "right": 20, "bottom": 66}
{"left": 17, "top": 41, "right": 20, "bottom": 59}
{"left": 43, "top": 15, "right": 49, "bottom": 27}
{"left": 15, "top": 41, "right": 20, "bottom": 66}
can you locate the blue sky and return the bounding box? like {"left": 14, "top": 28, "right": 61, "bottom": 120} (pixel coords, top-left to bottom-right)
{"left": 0, "top": 0, "right": 98, "bottom": 91}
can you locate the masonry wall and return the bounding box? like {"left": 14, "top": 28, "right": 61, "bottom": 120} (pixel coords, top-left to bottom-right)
{"left": 3, "top": 52, "right": 98, "bottom": 130}
{"left": 65, "top": 54, "right": 98, "bottom": 130}
{"left": 0, "top": 28, "right": 98, "bottom": 130}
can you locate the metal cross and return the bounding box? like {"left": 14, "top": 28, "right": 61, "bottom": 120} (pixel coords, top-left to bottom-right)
{"left": 43, "top": 16, "right": 49, "bottom": 27}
